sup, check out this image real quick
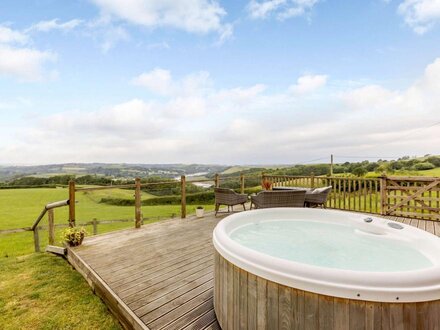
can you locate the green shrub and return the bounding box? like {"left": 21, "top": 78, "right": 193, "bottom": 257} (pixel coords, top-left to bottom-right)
{"left": 99, "top": 198, "right": 135, "bottom": 206}
{"left": 413, "top": 162, "right": 435, "bottom": 171}
{"left": 0, "top": 185, "right": 58, "bottom": 189}
{"left": 99, "top": 191, "right": 215, "bottom": 206}
{"left": 425, "top": 156, "right": 440, "bottom": 167}
{"left": 61, "top": 227, "right": 87, "bottom": 246}
{"left": 352, "top": 166, "right": 368, "bottom": 177}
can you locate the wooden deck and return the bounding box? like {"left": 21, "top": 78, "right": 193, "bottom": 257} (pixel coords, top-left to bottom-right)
{"left": 66, "top": 211, "right": 440, "bottom": 330}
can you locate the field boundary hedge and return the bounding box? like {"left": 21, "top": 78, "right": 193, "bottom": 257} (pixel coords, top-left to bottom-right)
{"left": 100, "top": 191, "right": 215, "bottom": 206}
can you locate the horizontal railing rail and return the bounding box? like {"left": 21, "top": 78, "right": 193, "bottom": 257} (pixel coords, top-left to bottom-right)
{"left": 29, "top": 199, "right": 70, "bottom": 252}
{"left": 31, "top": 199, "right": 70, "bottom": 231}
{"left": 0, "top": 216, "right": 175, "bottom": 236}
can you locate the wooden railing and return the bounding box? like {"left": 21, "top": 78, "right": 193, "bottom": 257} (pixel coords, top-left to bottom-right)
{"left": 22, "top": 216, "right": 175, "bottom": 252}
{"left": 3, "top": 173, "right": 440, "bottom": 254}
{"left": 382, "top": 176, "right": 440, "bottom": 220}
{"left": 263, "top": 174, "right": 380, "bottom": 214}
{"left": 262, "top": 174, "right": 440, "bottom": 220}
{"left": 30, "top": 199, "right": 69, "bottom": 252}
{"left": 70, "top": 179, "right": 180, "bottom": 227}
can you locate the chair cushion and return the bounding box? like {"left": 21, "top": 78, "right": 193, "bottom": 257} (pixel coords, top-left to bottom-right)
{"left": 311, "top": 186, "right": 331, "bottom": 194}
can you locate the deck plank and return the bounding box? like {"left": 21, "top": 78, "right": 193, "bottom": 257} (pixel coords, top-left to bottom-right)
{"left": 116, "top": 255, "right": 213, "bottom": 298}
{"left": 71, "top": 213, "right": 221, "bottom": 330}
{"left": 69, "top": 212, "right": 439, "bottom": 330}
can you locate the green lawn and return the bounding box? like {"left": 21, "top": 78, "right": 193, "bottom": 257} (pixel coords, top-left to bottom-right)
{"left": 365, "top": 168, "right": 440, "bottom": 178}
{"left": 416, "top": 167, "right": 440, "bottom": 177}
{"left": 0, "top": 186, "right": 215, "bottom": 328}
{"left": 0, "top": 187, "right": 214, "bottom": 257}
{"left": 221, "top": 166, "right": 251, "bottom": 174}
{"left": 0, "top": 253, "right": 121, "bottom": 330}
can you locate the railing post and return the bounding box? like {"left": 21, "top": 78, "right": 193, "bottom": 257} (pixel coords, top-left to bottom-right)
{"left": 181, "top": 175, "right": 186, "bottom": 219}
{"left": 135, "top": 178, "right": 142, "bottom": 228}
{"left": 380, "top": 175, "right": 388, "bottom": 215}
{"left": 33, "top": 226, "right": 40, "bottom": 252}
{"left": 68, "top": 180, "right": 76, "bottom": 227}
{"left": 48, "top": 209, "right": 55, "bottom": 245}
{"left": 92, "top": 218, "right": 98, "bottom": 235}
{"left": 214, "top": 174, "right": 220, "bottom": 188}
{"left": 311, "top": 173, "right": 315, "bottom": 188}
{"left": 261, "top": 172, "right": 266, "bottom": 190}
{"left": 240, "top": 174, "right": 245, "bottom": 194}
{"left": 330, "top": 154, "right": 334, "bottom": 176}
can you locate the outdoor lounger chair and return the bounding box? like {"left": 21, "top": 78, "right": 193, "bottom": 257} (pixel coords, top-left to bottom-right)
{"left": 304, "top": 186, "right": 332, "bottom": 208}
{"left": 273, "top": 185, "right": 332, "bottom": 208}
{"left": 214, "top": 187, "right": 248, "bottom": 216}
{"left": 250, "top": 190, "right": 306, "bottom": 209}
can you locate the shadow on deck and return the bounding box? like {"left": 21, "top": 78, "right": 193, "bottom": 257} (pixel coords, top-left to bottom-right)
{"left": 66, "top": 211, "right": 440, "bottom": 330}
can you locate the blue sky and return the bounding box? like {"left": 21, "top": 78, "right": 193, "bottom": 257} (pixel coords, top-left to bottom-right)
{"left": 0, "top": 0, "right": 439, "bottom": 165}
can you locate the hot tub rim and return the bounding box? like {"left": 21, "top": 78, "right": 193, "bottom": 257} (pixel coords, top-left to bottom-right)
{"left": 213, "top": 208, "right": 440, "bottom": 303}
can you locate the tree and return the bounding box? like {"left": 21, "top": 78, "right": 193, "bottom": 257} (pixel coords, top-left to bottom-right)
{"left": 426, "top": 156, "right": 440, "bottom": 167}
{"left": 352, "top": 167, "right": 367, "bottom": 177}
{"left": 414, "top": 162, "right": 435, "bottom": 171}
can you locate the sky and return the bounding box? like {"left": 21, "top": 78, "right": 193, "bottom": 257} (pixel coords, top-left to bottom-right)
{"left": 0, "top": 0, "right": 439, "bottom": 165}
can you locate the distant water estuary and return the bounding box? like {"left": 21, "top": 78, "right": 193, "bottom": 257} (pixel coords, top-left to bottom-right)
{"left": 174, "top": 172, "right": 213, "bottom": 188}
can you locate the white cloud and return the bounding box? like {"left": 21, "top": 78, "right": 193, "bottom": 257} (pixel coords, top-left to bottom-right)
{"left": 248, "top": 0, "right": 285, "bottom": 19}
{"left": 85, "top": 17, "right": 131, "bottom": 53}
{"left": 247, "top": 0, "right": 319, "bottom": 20}
{"left": 132, "top": 68, "right": 212, "bottom": 97}
{"left": 43, "top": 99, "right": 160, "bottom": 136}
{"left": 0, "top": 45, "right": 56, "bottom": 81}
{"left": 90, "top": 0, "right": 232, "bottom": 39}
{"left": 132, "top": 68, "right": 173, "bottom": 96}
{"left": 2, "top": 59, "right": 440, "bottom": 164}
{"left": 0, "top": 25, "right": 28, "bottom": 44}
{"left": 214, "top": 84, "right": 267, "bottom": 104}
{"left": 398, "top": 0, "right": 440, "bottom": 34}
{"left": 216, "top": 23, "right": 234, "bottom": 45}
{"left": 27, "top": 19, "right": 83, "bottom": 32}
{"left": 0, "top": 24, "right": 57, "bottom": 81}
{"left": 339, "top": 85, "right": 398, "bottom": 110}
{"left": 341, "top": 58, "right": 440, "bottom": 113}
{"left": 289, "top": 74, "right": 327, "bottom": 94}
{"left": 100, "top": 25, "right": 130, "bottom": 53}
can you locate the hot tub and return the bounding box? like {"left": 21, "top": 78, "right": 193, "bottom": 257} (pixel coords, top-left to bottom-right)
{"left": 213, "top": 208, "right": 440, "bottom": 329}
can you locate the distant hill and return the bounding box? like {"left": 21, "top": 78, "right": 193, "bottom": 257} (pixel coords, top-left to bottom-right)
{"left": 0, "top": 163, "right": 229, "bottom": 181}
{"left": 1, "top": 155, "right": 439, "bottom": 182}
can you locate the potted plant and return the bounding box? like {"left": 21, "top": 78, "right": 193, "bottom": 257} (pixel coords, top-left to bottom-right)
{"left": 62, "top": 227, "right": 87, "bottom": 247}
{"left": 196, "top": 206, "right": 205, "bottom": 218}
{"left": 262, "top": 179, "right": 273, "bottom": 190}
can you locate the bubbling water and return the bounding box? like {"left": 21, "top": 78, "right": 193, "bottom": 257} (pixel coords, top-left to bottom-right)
{"left": 230, "top": 220, "right": 432, "bottom": 272}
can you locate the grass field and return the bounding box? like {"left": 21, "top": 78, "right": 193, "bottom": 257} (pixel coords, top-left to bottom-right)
{"left": 221, "top": 166, "right": 251, "bottom": 174}
{"left": 0, "top": 186, "right": 214, "bottom": 329}
{"left": 0, "top": 186, "right": 210, "bottom": 329}
{"left": 0, "top": 253, "right": 121, "bottom": 330}
{"left": 0, "top": 187, "right": 214, "bottom": 257}
{"left": 364, "top": 168, "right": 440, "bottom": 178}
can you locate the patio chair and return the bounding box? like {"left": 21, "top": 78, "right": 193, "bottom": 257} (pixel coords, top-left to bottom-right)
{"left": 305, "top": 186, "right": 332, "bottom": 208}
{"left": 214, "top": 188, "right": 248, "bottom": 216}
{"left": 272, "top": 186, "right": 314, "bottom": 192}
{"left": 250, "top": 190, "right": 306, "bottom": 209}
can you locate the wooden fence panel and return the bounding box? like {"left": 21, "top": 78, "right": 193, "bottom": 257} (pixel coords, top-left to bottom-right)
{"left": 224, "top": 174, "right": 440, "bottom": 220}
{"left": 384, "top": 177, "right": 440, "bottom": 221}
